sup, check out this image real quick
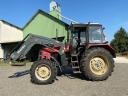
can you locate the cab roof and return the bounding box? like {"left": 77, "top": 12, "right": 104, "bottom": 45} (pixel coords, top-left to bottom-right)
{"left": 71, "top": 23, "right": 102, "bottom": 28}
{"left": 70, "top": 23, "right": 102, "bottom": 31}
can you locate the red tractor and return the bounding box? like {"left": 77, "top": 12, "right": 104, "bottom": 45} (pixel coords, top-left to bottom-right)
{"left": 10, "top": 23, "right": 115, "bottom": 85}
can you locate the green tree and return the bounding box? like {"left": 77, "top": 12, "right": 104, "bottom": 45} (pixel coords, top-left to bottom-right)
{"left": 110, "top": 27, "right": 128, "bottom": 53}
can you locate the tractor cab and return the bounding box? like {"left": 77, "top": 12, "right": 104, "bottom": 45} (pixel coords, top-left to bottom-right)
{"left": 69, "top": 23, "right": 106, "bottom": 46}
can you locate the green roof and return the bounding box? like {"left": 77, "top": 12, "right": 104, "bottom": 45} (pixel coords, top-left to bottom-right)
{"left": 23, "top": 9, "right": 69, "bottom": 29}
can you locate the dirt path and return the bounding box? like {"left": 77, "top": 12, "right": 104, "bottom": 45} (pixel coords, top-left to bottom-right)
{"left": 114, "top": 57, "right": 128, "bottom": 64}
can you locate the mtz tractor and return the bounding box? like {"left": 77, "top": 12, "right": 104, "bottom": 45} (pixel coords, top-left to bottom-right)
{"left": 10, "top": 23, "right": 115, "bottom": 84}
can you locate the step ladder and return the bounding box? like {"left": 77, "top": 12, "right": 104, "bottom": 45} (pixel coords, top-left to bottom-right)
{"left": 71, "top": 54, "right": 81, "bottom": 73}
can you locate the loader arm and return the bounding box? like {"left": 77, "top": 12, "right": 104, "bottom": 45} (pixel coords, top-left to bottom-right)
{"left": 10, "top": 34, "right": 64, "bottom": 61}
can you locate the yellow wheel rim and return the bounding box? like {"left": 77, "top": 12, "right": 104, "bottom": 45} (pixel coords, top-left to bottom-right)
{"left": 90, "top": 57, "right": 108, "bottom": 75}
{"left": 35, "top": 65, "right": 51, "bottom": 81}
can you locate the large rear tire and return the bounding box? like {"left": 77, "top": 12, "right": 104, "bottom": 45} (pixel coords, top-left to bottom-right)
{"left": 30, "top": 59, "right": 57, "bottom": 84}
{"left": 81, "top": 48, "right": 114, "bottom": 81}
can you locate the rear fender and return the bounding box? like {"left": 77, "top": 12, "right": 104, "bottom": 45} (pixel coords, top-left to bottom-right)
{"left": 87, "top": 44, "right": 116, "bottom": 58}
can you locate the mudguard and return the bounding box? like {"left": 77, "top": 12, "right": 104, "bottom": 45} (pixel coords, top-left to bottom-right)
{"left": 87, "top": 44, "right": 116, "bottom": 58}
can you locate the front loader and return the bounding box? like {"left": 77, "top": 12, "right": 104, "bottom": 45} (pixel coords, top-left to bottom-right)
{"left": 10, "top": 23, "right": 116, "bottom": 84}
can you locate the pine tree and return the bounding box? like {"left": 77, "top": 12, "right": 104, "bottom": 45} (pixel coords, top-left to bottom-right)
{"left": 110, "top": 27, "right": 128, "bottom": 53}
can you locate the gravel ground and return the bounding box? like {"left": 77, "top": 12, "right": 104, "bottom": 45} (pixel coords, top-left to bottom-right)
{"left": 0, "top": 63, "right": 128, "bottom": 96}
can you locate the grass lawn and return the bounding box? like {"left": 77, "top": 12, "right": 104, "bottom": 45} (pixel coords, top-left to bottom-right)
{"left": 0, "top": 60, "right": 32, "bottom": 66}
{"left": 116, "top": 52, "right": 128, "bottom": 59}
{"left": 0, "top": 61, "right": 11, "bottom": 66}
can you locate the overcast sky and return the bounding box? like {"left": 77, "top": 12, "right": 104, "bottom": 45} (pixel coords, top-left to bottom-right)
{"left": 0, "top": 0, "right": 128, "bottom": 41}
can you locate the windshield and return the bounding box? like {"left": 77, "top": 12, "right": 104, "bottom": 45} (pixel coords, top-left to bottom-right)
{"left": 89, "top": 26, "right": 105, "bottom": 43}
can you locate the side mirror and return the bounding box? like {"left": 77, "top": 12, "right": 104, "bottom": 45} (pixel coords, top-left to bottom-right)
{"left": 104, "top": 41, "right": 108, "bottom": 44}
{"left": 102, "top": 27, "right": 105, "bottom": 30}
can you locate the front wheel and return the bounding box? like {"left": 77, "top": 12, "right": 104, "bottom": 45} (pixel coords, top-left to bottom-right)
{"left": 81, "top": 48, "right": 114, "bottom": 81}
{"left": 30, "top": 59, "right": 57, "bottom": 84}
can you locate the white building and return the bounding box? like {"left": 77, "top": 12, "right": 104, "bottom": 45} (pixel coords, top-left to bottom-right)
{"left": 0, "top": 20, "right": 23, "bottom": 59}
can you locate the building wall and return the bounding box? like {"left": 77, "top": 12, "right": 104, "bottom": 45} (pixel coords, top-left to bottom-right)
{"left": 0, "top": 44, "right": 4, "bottom": 59}
{"left": 49, "top": 10, "right": 62, "bottom": 20}
{"left": 0, "top": 21, "right": 23, "bottom": 43}
{"left": 23, "top": 13, "right": 68, "bottom": 41}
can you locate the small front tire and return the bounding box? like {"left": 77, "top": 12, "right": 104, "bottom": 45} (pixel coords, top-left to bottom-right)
{"left": 30, "top": 59, "right": 57, "bottom": 85}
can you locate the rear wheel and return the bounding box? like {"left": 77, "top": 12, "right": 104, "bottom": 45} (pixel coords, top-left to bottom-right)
{"left": 81, "top": 48, "right": 114, "bottom": 81}
{"left": 30, "top": 59, "right": 57, "bottom": 84}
